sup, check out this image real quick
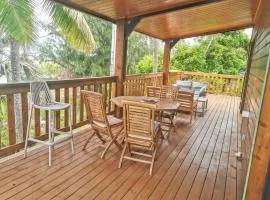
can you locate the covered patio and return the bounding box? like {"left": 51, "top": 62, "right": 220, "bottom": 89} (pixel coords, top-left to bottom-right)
{"left": 0, "top": 95, "right": 244, "bottom": 200}
{"left": 1, "top": 0, "right": 270, "bottom": 200}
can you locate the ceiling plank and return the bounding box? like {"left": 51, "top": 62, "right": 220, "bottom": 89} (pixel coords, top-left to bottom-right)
{"left": 53, "top": 0, "right": 116, "bottom": 23}
{"left": 131, "top": 0, "right": 222, "bottom": 19}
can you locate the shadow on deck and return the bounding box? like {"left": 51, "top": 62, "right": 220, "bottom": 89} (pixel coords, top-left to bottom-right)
{"left": 0, "top": 94, "right": 244, "bottom": 200}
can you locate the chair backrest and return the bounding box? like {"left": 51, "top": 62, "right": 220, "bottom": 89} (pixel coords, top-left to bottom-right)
{"left": 175, "top": 90, "right": 194, "bottom": 112}
{"left": 160, "top": 85, "right": 176, "bottom": 99}
{"left": 146, "top": 86, "right": 161, "bottom": 97}
{"left": 123, "top": 100, "right": 156, "bottom": 140}
{"left": 81, "top": 90, "right": 108, "bottom": 126}
{"left": 30, "top": 81, "right": 53, "bottom": 106}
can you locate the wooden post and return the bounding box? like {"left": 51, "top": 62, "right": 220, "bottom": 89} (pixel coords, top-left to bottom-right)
{"left": 163, "top": 40, "right": 171, "bottom": 85}
{"left": 115, "top": 20, "right": 128, "bottom": 117}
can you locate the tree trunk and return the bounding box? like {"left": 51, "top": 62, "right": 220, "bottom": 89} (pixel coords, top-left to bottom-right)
{"left": 10, "top": 39, "right": 22, "bottom": 142}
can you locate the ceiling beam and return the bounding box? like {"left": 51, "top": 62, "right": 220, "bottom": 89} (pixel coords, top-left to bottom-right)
{"left": 130, "top": 0, "right": 223, "bottom": 20}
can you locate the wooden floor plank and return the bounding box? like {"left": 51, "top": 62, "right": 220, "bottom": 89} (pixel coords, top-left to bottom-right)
{"left": 122, "top": 96, "right": 220, "bottom": 200}
{"left": 212, "top": 96, "right": 235, "bottom": 200}
{"left": 156, "top": 96, "right": 227, "bottom": 200}
{"left": 0, "top": 95, "right": 244, "bottom": 200}
{"left": 0, "top": 132, "right": 91, "bottom": 191}
{"left": 199, "top": 95, "right": 233, "bottom": 200}
{"left": 186, "top": 96, "right": 229, "bottom": 200}
{"left": 174, "top": 95, "right": 228, "bottom": 200}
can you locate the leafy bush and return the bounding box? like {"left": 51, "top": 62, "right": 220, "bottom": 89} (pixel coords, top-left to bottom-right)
{"left": 170, "top": 30, "right": 249, "bottom": 75}
{"left": 134, "top": 53, "right": 163, "bottom": 74}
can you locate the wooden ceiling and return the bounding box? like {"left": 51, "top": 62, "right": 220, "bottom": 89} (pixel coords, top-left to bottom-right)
{"left": 54, "top": 0, "right": 259, "bottom": 40}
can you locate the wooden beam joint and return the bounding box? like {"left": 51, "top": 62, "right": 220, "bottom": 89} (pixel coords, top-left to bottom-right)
{"left": 169, "top": 38, "right": 180, "bottom": 49}
{"left": 125, "top": 17, "right": 141, "bottom": 39}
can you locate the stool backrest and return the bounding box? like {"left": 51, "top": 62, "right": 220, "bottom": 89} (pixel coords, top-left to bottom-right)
{"left": 30, "top": 81, "right": 53, "bottom": 106}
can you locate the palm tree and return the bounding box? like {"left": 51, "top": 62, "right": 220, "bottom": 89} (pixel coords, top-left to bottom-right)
{"left": 0, "top": 0, "right": 95, "bottom": 141}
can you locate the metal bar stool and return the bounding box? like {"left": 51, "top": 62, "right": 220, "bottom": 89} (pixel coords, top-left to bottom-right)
{"left": 24, "top": 81, "right": 74, "bottom": 166}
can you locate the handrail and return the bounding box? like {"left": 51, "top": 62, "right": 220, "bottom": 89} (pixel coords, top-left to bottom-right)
{"left": 0, "top": 76, "right": 116, "bottom": 156}
{"left": 0, "top": 76, "right": 116, "bottom": 95}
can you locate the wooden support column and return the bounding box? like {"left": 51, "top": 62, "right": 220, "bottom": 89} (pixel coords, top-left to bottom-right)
{"left": 114, "top": 18, "right": 140, "bottom": 117}
{"left": 162, "top": 40, "right": 171, "bottom": 85}
{"left": 115, "top": 20, "right": 127, "bottom": 98}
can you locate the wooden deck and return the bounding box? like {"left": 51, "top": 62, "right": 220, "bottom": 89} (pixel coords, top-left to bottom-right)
{"left": 0, "top": 94, "right": 244, "bottom": 200}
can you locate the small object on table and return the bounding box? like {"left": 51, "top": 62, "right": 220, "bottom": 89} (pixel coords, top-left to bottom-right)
{"left": 141, "top": 98, "right": 159, "bottom": 104}
{"left": 196, "top": 96, "right": 208, "bottom": 116}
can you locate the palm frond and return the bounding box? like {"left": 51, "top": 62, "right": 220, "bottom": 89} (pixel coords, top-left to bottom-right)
{"left": 42, "top": 0, "right": 95, "bottom": 54}
{"left": 0, "top": 0, "right": 39, "bottom": 43}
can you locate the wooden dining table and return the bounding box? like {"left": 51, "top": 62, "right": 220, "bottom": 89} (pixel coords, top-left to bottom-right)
{"left": 110, "top": 96, "right": 181, "bottom": 111}
{"left": 111, "top": 96, "right": 180, "bottom": 139}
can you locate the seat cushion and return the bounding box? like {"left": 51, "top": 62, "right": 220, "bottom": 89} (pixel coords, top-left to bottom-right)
{"left": 175, "top": 80, "right": 192, "bottom": 91}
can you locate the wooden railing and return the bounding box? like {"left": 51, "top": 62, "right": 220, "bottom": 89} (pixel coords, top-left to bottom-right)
{"left": 0, "top": 71, "right": 244, "bottom": 157}
{"left": 124, "top": 73, "right": 163, "bottom": 96}
{"left": 169, "top": 71, "right": 244, "bottom": 96}
{"left": 0, "top": 76, "right": 116, "bottom": 156}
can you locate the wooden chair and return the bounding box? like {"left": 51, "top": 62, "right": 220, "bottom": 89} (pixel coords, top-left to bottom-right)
{"left": 118, "top": 100, "right": 161, "bottom": 175}
{"left": 160, "top": 85, "right": 176, "bottom": 133}
{"left": 175, "top": 90, "right": 198, "bottom": 123}
{"left": 160, "top": 85, "right": 176, "bottom": 99}
{"left": 146, "top": 86, "right": 161, "bottom": 97}
{"left": 81, "top": 90, "right": 123, "bottom": 158}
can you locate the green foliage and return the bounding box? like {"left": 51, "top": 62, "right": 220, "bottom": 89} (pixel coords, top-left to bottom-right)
{"left": 170, "top": 43, "right": 206, "bottom": 72}
{"left": 39, "top": 16, "right": 112, "bottom": 78}
{"left": 0, "top": 96, "right": 8, "bottom": 147}
{"left": 134, "top": 53, "right": 163, "bottom": 74}
{"left": 171, "top": 30, "right": 249, "bottom": 75}
{"left": 40, "top": 62, "right": 62, "bottom": 79}
{"left": 127, "top": 32, "right": 155, "bottom": 74}
{"left": 0, "top": 0, "right": 37, "bottom": 43}
{"left": 42, "top": 1, "right": 95, "bottom": 53}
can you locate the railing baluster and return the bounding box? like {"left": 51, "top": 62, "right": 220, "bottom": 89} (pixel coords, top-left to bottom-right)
{"left": 21, "top": 92, "right": 28, "bottom": 140}
{"left": 7, "top": 94, "right": 16, "bottom": 145}
{"left": 34, "top": 108, "right": 41, "bottom": 137}
{"left": 45, "top": 111, "right": 49, "bottom": 134}
{"left": 80, "top": 86, "right": 85, "bottom": 122}
{"left": 108, "top": 82, "right": 112, "bottom": 112}
{"left": 104, "top": 82, "right": 108, "bottom": 112}
{"left": 55, "top": 88, "right": 61, "bottom": 129}
{"left": 64, "top": 88, "right": 69, "bottom": 128}
{"left": 72, "top": 87, "right": 77, "bottom": 125}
